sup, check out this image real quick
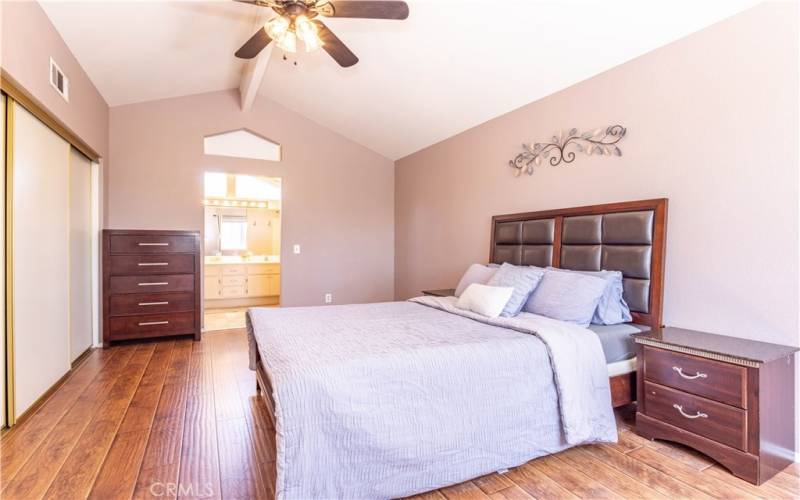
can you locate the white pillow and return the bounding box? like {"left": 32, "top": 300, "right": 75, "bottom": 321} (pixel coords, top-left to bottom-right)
{"left": 456, "top": 283, "right": 514, "bottom": 318}
{"left": 455, "top": 263, "right": 498, "bottom": 297}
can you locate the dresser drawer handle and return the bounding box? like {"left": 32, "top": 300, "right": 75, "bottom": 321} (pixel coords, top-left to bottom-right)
{"left": 138, "top": 242, "right": 169, "bottom": 246}
{"left": 138, "top": 262, "right": 168, "bottom": 266}
{"left": 672, "top": 366, "right": 707, "bottom": 380}
{"left": 138, "top": 282, "right": 168, "bottom": 286}
{"left": 138, "top": 301, "right": 169, "bottom": 306}
{"left": 138, "top": 321, "right": 169, "bottom": 326}
{"left": 673, "top": 404, "right": 708, "bottom": 419}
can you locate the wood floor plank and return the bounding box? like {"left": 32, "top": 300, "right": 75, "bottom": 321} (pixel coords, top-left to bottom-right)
{"left": 1, "top": 346, "right": 138, "bottom": 499}
{"left": 406, "top": 490, "right": 448, "bottom": 500}
{"left": 440, "top": 480, "right": 491, "bottom": 500}
{"left": 0, "top": 346, "right": 122, "bottom": 487}
{"left": 42, "top": 344, "right": 156, "bottom": 499}
{"left": 585, "top": 444, "right": 713, "bottom": 499}
{"left": 528, "top": 454, "right": 622, "bottom": 499}
{"left": 628, "top": 445, "right": 760, "bottom": 499}
{"left": 488, "top": 485, "right": 535, "bottom": 500}
{"left": 782, "top": 462, "right": 800, "bottom": 477}
{"left": 472, "top": 472, "right": 514, "bottom": 495}
{"left": 556, "top": 447, "right": 666, "bottom": 499}
{"left": 702, "top": 464, "right": 797, "bottom": 499}
{"left": 644, "top": 438, "right": 716, "bottom": 471}
{"left": 216, "top": 418, "right": 269, "bottom": 500}
{"left": 133, "top": 340, "right": 194, "bottom": 499}
{"left": 762, "top": 469, "right": 800, "bottom": 497}
{"left": 5, "top": 328, "right": 794, "bottom": 500}
{"left": 214, "top": 329, "right": 276, "bottom": 498}
{"left": 611, "top": 429, "right": 650, "bottom": 454}
{"left": 177, "top": 343, "right": 221, "bottom": 500}
{"left": 90, "top": 341, "right": 177, "bottom": 499}
{"left": 503, "top": 463, "right": 578, "bottom": 499}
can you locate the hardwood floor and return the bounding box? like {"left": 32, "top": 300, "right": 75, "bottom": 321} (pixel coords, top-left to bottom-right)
{"left": 1, "top": 329, "right": 797, "bottom": 499}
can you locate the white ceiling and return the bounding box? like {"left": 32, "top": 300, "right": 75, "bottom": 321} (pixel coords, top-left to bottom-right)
{"left": 41, "top": 0, "right": 759, "bottom": 159}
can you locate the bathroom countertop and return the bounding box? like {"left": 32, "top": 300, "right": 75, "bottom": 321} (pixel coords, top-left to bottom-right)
{"left": 204, "top": 257, "right": 280, "bottom": 265}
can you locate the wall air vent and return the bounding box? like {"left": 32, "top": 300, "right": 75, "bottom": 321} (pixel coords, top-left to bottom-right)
{"left": 49, "top": 58, "right": 69, "bottom": 102}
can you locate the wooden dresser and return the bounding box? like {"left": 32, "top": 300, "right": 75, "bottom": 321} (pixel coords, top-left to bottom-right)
{"left": 633, "top": 327, "right": 798, "bottom": 485}
{"left": 103, "top": 230, "right": 201, "bottom": 346}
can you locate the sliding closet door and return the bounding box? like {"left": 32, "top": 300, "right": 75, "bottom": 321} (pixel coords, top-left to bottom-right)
{"left": 12, "top": 103, "right": 70, "bottom": 418}
{"left": 1, "top": 94, "right": 6, "bottom": 428}
{"left": 69, "top": 148, "right": 93, "bottom": 361}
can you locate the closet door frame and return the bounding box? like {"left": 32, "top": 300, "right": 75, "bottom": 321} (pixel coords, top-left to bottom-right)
{"left": 2, "top": 72, "right": 102, "bottom": 428}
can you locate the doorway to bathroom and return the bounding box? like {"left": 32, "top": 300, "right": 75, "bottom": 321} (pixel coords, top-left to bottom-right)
{"left": 202, "top": 172, "right": 281, "bottom": 331}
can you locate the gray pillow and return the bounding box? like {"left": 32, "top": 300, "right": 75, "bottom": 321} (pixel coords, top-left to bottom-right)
{"left": 524, "top": 268, "right": 607, "bottom": 326}
{"left": 486, "top": 263, "right": 545, "bottom": 317}
{"left": 455, "top": 264, "right": 498, "bottom": 297}
{"left": 573, "top": 269, "right": 632, "bottom": 325}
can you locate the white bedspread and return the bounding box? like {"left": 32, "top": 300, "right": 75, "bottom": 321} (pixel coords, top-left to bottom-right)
{"left": 247, "top": 297, "right": 616, "bottom": 499}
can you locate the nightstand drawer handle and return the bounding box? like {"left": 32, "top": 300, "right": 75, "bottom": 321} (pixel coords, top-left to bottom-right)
{"left": 138, "top": 321, "right": 169, "bottom": 326}
{"left": 673, "top": 404, "right": 708, "bottom": 419}
{"left": 138, "top": 262, "right": 168, "bottom": 266}
{"left": 138, "top": 282, "right": 168, "bottom": 286}
{"left": 672, "top": 366, "right": 707, "bottom": 380}
{"left": 138, "top": 242, "right": 169, "bottom": 246}
{"left": 138, "top": 301, "right": 169, "bottom": 306}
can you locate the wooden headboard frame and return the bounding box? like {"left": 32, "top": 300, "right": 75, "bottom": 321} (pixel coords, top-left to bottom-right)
{"left": 490, "top": 199, "right": 668, "bottom": 327}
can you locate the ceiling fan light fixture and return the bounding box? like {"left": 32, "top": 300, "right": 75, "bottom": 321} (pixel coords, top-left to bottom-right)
{"left": 276, "top": 30, "right": 297, "bottom": 53}
{"left": 295, "top": 15, "right": 322, "bottom": 52}
{"left": 265, "top": 15, "right": 290, "bottom": 40}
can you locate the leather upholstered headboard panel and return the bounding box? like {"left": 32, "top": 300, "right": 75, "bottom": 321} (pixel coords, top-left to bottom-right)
{"left": 490, "top": 199, "right": 667, "bottom": 327}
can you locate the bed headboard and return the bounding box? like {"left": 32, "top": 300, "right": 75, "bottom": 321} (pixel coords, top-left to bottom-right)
{"left": 490, "top": 199, "right": 667, "bottom": 327}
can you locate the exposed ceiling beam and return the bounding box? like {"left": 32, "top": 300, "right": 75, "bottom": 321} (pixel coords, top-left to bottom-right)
{"left": 239, "top": 11, "right": 273, "bottom": 111}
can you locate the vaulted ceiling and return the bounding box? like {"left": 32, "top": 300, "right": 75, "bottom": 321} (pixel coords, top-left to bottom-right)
{"left": 41, "top": 0, "right": 758, "bottom": 159}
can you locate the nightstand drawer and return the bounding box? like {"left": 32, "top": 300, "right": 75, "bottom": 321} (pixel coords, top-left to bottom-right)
{"left": 644, "top": 381, "right": 747, "bottom": 451}
{"left": 643, "top": 346, "right": 746, "bottom": 408}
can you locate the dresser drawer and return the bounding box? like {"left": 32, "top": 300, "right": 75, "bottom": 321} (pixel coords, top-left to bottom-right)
{"left": 643, "top": 346, "right": 746, "bottom": 408}
{"left": 109, "top": 234, "right": 197, "bottom": 254}
{"left": 108, "top": 312, "right": 195, "bottom": 340}
{"left": 109, "top": 292, "right": 195, "bottom": 316}
{"left": 644, "top": 381, "right": 747, "bottom": 451}
{"left": 109, "top": 254, "right": 195, "bottom": 276}
{"left": 109, "top": 274, "right": 195, "bottom": 294}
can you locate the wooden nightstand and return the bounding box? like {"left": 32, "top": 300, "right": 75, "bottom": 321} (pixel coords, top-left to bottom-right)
{"left": 632, "top": 327, "right": 798, "bottom": 485}
{"left": 422, "top": 288, "right": 456, "bottom": 297}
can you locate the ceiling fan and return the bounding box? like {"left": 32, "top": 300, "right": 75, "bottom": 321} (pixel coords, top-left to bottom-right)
{"left": 233, "top": 1, "right": 409, "bottom": 68}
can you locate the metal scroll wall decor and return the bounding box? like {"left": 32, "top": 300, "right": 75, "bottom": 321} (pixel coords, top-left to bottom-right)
{"left": 509, "top": 125, "right": 627, "bottom": 176}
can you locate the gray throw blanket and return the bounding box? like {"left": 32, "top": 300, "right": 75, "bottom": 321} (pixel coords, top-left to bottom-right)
{"left": 247, "top": 298, "right": 617, "bottom": 499}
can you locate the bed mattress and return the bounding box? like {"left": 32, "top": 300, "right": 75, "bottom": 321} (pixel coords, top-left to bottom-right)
{"left": 588, "top": 323, "right": 650, "bottom": 363}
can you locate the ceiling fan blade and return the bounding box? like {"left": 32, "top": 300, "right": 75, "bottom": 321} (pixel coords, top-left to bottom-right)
{"left": 314, "top": 21, "right": 359, "bottom": 67}
{"left": 235, "top": 27, "right": 272, "bottom": 59}
{"left": 319, "top": 1, "right": 409, "bottom": 20}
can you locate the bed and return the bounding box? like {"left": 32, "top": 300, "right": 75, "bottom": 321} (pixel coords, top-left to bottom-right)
{"left": 247, "top": 198, "right": 668, "bottom": 499}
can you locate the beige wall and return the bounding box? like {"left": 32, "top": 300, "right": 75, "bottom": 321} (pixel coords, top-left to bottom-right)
{"left": 108, "top": 90, "right": 394, "bottom": 306}
{"left": 1, "top": 1, "right": 109, "bottom": 224}
{"left": 1, "top": 1, "right": 109, "bottom": 158}
{"left": 397, "top": 3, "right": 799, "bottom": 345}
{"left": 396, "top": 3, "right": 799, "bottom": 455}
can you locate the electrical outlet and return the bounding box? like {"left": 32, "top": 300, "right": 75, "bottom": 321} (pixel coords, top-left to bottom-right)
{"left": 293, "top": 244, "right": 301, "bottom": 254}
{"left": 324, "top": 293, "right": 332, "bottom": 304}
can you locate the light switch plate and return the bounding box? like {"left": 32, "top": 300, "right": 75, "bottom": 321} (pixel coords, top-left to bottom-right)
{"left": 324, "top": 293, "right": 332, "bottom": 304}
{"left": 293, "top": 244, "right": 300, "bottom": 254}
